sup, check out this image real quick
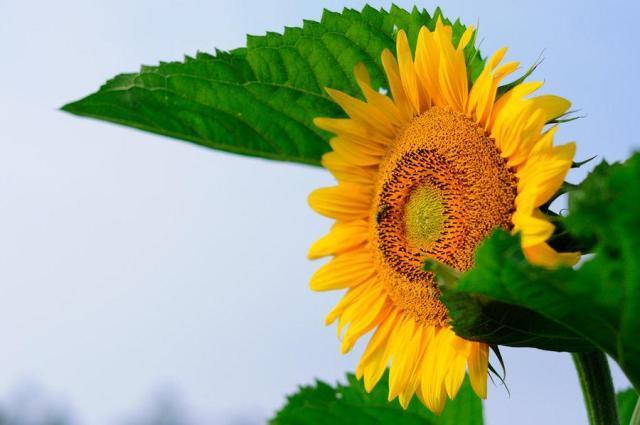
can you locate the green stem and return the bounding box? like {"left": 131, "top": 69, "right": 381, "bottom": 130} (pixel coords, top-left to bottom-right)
{"left": 631, "top": 397, "right": 640, "bottom": 425}
{"left": 572, "top": 351, "right": 620, "bottom": 425}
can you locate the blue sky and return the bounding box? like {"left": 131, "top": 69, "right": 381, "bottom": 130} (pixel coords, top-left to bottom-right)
{"left": 1, "top": 0, "right": 639, "bottom": 423}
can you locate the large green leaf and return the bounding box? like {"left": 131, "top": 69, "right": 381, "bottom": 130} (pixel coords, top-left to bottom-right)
{"left": 61, "top": 6, "right": 484, "bottom": 165}
{"left": 439, "top": 153, "right": 640, "bottom": 389}
{"left": 270, "top": 371, "right": 482, "bottom": 425}
{"left": 438, "top": 280, "right": 595, "bottom": 352}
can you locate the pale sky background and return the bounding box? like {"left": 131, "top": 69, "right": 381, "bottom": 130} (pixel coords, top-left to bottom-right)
{"left": 1, "top": 0, "right": 639, "bottom": 423}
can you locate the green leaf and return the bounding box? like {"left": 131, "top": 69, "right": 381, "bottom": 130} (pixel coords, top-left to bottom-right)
{"left": 439, "top": 153, "right": 640, "bottom": 389}
{"left": 440, "top": 285, "right": 596, "bottom": 352}
{"left": 429, "top": 258, "right": 595, "bottom": 352}
{"left": 270, "top": 371, "right": 482, "bottom": 425}
{"left": 617, "top": 388, "right": 639, "bottom": 425}
{"left": 62, "top": 6, "right": 484, "bottom": 166}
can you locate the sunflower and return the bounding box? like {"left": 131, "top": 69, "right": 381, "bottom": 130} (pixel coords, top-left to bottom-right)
{"left": 307, "top": 18, "right": 580, "bottom": 413}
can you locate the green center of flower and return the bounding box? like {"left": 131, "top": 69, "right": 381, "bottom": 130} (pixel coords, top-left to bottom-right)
{"left": 404, "top": 183, "right": 445, "bottom": 249}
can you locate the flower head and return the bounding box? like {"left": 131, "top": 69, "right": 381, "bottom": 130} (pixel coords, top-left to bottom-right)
{"left": 308, "top": 18, "right": 578, "bottom": 413}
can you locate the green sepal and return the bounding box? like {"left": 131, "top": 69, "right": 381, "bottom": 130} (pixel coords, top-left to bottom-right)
{"left": 496, "top": 54, "right": 542, "bottom": 98}
{"left": 547, "top": 110, "right": 584, "bottom": 124}
{"left": 573, "top": 155, "right": 598, "bottom": 169}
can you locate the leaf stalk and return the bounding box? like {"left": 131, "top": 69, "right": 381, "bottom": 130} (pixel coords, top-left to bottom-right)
{"left": 572, "top": 351, "right": 620, "bottom": 425}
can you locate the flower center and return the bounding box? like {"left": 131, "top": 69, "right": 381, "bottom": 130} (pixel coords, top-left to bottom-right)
{"left": 404, "top": 183, "right": 445, "bottom": 249}
{"left": 371, "top": 107, "right": 518, "bottom": 325}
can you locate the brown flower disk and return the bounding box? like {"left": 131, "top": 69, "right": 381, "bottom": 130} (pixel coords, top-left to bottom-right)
{"left": 372, "top": 107, "right": 518, "bottom": 325}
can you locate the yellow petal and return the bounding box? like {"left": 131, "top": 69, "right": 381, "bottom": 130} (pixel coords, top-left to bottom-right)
{"left": 398, "top": 332, "right": 426, "bottom": 409}
{"left": 313, "top": 117, "right": 392, "bottom": 147}
{"left": 456, "top": 25, "right": 474, "bottom": 51}
{"left": 396, "top": 30, "right": 425, "bottom": 113}
{"left": 358, "top": 310, "right": 400, "bottom": 391}
{"left": 524, "top": 243, "right": 580, "bottom": 268}
{"left": 325, "top": 280, "right": 375, "bottom": 325}
{"left": 321, "top": 152, "right": 377, "bottom": 185}
{"left": 445, "top": 355, "right": 467, "bottom": 399}
{"left": 518, "top": 142, "right": 576, "bottom": 207}
{"left": 415, "top": 26, "right": 441, "bottom": 106}
{"left": 434, "top": 25, "right": 468, "bottom": 111}
{"left": 489, "top": 81, "right": 543, "bottom": 131}
{"left": 420, "top": 328, "right": 449, "bottom": 414}
{"left": 309, "top": 250, "right": 374, "bottom": 291}
{"left": 487, "top": 47, "right": 508, "bottom": 70}
{"left": 393, "top": 325, "right": 426, "bottom": 407}
{"left": 512, "top": 210, "right": 555, "bottom": 247}
{"left": 308, "top": 183, "right": 371, "bottom": 221}
{"left": 329, "top": 137, "right": 383, "bottom": 167}
{"left": 381, "top": 48, "right": 414, "bottom": 120}
{"left": 359, "top": 309, "right": 398, "bottom": 366}
{"left": 330, "top": 282, "right": 389, "bottom": 349}
{"left": 468, "top": 343, "right": 488, "bottom": 399}
{"left": 388, "top": 318, "right": 419, "bottom": 399}
{"left": 431, "top": 328, "right": 460, "bottom": 400}
{"left": 308, "top": 220, "right": 369, "bottom": 259}
{"left": 466, "top": 45, "right": 518, "bottom": 128}
{"left": 526, "top": 125, "right": 556, "bottom": 159}
{"left": 341, "top": 301, "right": 391, "bottom": 354}
{"left": 493, "top": 61, "right": 519, "bottom": 80}
{"left": 353, "top": 62, "right": 407, "bottom": 127}
{"left": 325, "top": 88, "right": 396, "bottom": 139}
{"left": 530, "top": 95, "right": 571, "bottom": 122}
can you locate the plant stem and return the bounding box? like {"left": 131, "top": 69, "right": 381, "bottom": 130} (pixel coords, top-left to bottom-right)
{"left": 572, "top": 351, "right": 620, "bottom": 425}
{"left": 631, "top": 397, "right": 640, "bottom": 425}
